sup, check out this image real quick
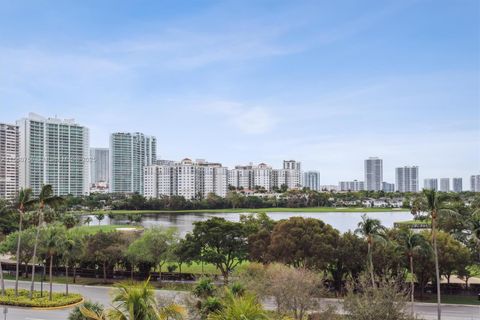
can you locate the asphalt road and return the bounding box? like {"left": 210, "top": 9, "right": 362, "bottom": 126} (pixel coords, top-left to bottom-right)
{"left": 1, "top": 280, "right": 479, "bottom": 320}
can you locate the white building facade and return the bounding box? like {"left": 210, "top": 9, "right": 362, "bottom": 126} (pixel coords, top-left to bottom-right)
{"left": 365, "top": 157, "right": 383, "bottom": 191}
{"left": 304, "top": 171, "right": 321, "bottom": 191}
{"left": 395, "top": 166, "right": 419, "bottom": 193}
{"left": 452, "top": 178, "right": 462, "bottom": 192}
{"left": 439, "top": 178, "right": 450, "bottom": 192}
{"left": 110, "top": 132, "right": 156, "bottom": 194}
{"left": 17, "top": 113, "right": 89, "bottom": 197}
{"left": 144, "top": 158, "right": 228, "bottom": 200}
{"left": 339, "top": 180, "right": 365, "bottom": 191}
{"left": 423, "top": 178, "right": 438, "bottom": 191}
{"left": 0, "top": 123, "right": 19, "bottom": 200}
{"left": 471, "top": 175, "right": 480, "bottom": 192}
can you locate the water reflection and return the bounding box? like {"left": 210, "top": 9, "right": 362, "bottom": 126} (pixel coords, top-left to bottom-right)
{"left": 86, "top": 211, "right": 413, "bottom": 236}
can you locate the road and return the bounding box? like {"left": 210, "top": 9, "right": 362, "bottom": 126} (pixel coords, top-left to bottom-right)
{"left": 1, "top": 280, "right": 479, "bottom": 320}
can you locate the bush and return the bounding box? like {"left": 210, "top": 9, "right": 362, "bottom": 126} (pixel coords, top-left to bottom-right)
{"left": 0, "top": 289, "right": 82, "bottom": 308}
{"left": 68, "top": 300, "right": 104, "bottom": 320}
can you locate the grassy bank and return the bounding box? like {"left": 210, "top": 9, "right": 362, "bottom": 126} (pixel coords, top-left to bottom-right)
{"left": 89, "top": 207, "right": 409, "bottom": 215}
{"left": 74, "top": 225, "right": 143, "bottom": 235}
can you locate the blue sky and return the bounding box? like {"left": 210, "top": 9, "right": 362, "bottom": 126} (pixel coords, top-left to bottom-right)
{"left": 0, "top": 0, "right": 478, "bottom": 186}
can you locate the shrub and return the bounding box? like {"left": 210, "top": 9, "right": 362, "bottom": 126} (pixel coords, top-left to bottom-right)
{"left": 0, "top": 289, "right": 82, "bottom": 308}
{"left": 68, "top": 301, "right": 104, "bottom": 320}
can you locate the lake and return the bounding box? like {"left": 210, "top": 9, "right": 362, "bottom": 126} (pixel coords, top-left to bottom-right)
{"left": 86, "top": 210, "right": 413, "bottom": 235}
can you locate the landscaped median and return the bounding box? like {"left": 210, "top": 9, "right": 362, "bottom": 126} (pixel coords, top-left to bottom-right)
{"left": 0, "top": 289, "right": 83, "bottom": 309}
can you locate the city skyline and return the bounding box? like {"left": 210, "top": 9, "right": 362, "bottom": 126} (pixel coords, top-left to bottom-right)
{"left": 0, "top": 1, "right": 478, "bottom": 185}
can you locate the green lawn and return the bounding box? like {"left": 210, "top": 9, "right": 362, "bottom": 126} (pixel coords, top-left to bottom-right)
{"left": 74, "top": 224, "right": 143, "bottom": 235}
{"left": 90, "top": 207, "right": 408, "bottom": 215}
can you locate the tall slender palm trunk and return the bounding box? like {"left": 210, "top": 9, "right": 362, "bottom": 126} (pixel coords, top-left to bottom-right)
{"left": 65, "top": 264, "right": 69, "bottom": 296}
{"left": 15, "top": 211, "right": 23, "bottom": 296}
{"left": 432, "top": 211, "right": 441, "bottom": 320}
{"left": 29, "top": 211, "right": 43, "bottom": 299}
{"left": 0, "top": 261, "right": 5, "bottom": 296}
{"left": 409, "top": 254, "right": 415, "bottom": 316}
{"left": 368, "top": 239, "right": 375, "bottom": 287}
{"left": 49, "top": 254, "right": 53, "bottom": 301}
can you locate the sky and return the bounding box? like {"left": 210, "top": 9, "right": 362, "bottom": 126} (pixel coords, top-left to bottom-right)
{"left": 0, "top": 0, "right": 479, "bottom": 187}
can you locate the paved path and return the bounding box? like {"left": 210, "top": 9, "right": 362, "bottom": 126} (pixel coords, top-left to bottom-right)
{"left": 1, "top": 280, "right": 478, "bottom": 320}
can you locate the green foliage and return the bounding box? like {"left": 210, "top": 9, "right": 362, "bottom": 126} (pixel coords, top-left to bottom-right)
{"left": 208, "top": 289, "right": 269, "bottom": 320}
{"left": 69, "top": 301, "right": 104, "bottom": 320}
{"left": 0, "top": 289, "right": 82, "bottom": 308}
{"left": 193, "top": 278, "right": 216, "bottom": 299}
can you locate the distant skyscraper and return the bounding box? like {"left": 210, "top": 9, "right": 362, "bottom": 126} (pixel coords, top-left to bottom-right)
{"left": 110, "top": 132, "right": 156, "bottom": 194}
{"left": 339, "top": 180, "right": 364, "bottom": 191}
{"left": 439, "top": 178, "right": 450, "bottom": 192}
{"left": 274, "top": 160, "right": 302, "bottom": 190}
{"left": 471, "top": 175, "right": 480, "bottom": 192}
{"left": 0, "top": 123, "right": 19, "bottom": 200}
{"left": 424, "top": 178, "right": 438, "bottom": 191}
{"left": 452, "top": 178, "right": 462, "bottom": 192}
{"left": 303, "top": 171, "right": 321, "bottom": 191}
{"left": 253, "top": 163, "right": 272, "bottom": 191}
{"left": 382, "top": 182, "right": 395, "bottom": 193}
{"left": 17, "top": 113, "right": 89, "bottom": 197}
{"left": 90, "top": 148, "right": 109, "bottom": 185}
{"left": 365, "top": 157, "right": 383, "bottom": 191}
{"left": 395, "top": 166, "right": 419, "bottom": 192}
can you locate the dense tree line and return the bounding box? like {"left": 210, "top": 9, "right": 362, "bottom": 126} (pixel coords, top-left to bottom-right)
{"left": 55, "top": 189, "right": 480, "bottom": 211}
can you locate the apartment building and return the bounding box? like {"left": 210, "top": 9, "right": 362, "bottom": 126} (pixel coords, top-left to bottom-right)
{"left": 0, "top": 123, "right": 19, "bottom": 200}
{"left": 395, "top": 166, "right": 419, "bottom": 192}
{"left": 17, "top": 113, "right": 89, "bottom": 196}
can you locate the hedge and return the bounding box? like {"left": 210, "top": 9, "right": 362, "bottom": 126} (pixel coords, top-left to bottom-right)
{"left": 0, "top": 289, "right": 83, "bottom": 308}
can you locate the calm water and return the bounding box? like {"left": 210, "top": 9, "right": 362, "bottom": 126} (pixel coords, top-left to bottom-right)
{"left": 87, "top": 210, "right": 413, "bottom": 236}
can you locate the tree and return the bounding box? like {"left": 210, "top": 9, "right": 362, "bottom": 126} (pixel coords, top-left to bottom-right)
{"left": 397, "top": 228, "right": 430, "bottom": 315}
{"left": 343, "top": 276, "right": 416, "bottom": 320}
{"left": 61, "top": 229, "right": 85, "bottom": 294}
{"left": 29, "top": 184, "right": 64, "bottom": 299}
{"left": 95, "top": 213, "right": 105, "bottom": 226}
{"left": 84, "top": 231, "right": 126, "bottom": 283}
{"left": 422, "top": 189, "right": 459, "bottom": 320}
{"left": 85, "top": 216, "right": 93, "bottom": 226}
{"left": 180, "top": 218, "right": 248, "bottom": 284}
{"left": 14, "top": 188, "right": 33, "bottom": 296}
{"left": 43, "top": 224, "right": 67, "bottom": 300}
{"left": 355, "top": 214, "right": 385, "bottom": 286}
{"left": 69, "top": 301, "right": 104, "bottom": 320}
{"left": 240, "top": 263, "right": 326, "bottom": 320}
{"left": 328, "top": 232, "right": 366, "bottom": 293}
{"left": 127, "top": 227, "right": 178, "bottom": 282}
{"left": 268, "top": 217, "right": 339, "bottom": 270}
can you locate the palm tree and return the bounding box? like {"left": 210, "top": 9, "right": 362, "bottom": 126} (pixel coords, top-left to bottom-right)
{"left": 85, "top": 216, "right": 93, "bottom": 226}
{"left": 398, "top": 228, "right": 430, "bottom": 315}
{"left": 355, "top": 214, "right": 385, "bottom": 287}
{"left": 29, "top": 185, "right": 64, "bottom": 299}
{"left": 14, "top": 188, "right": 33, "bottom": 296}
{"left": 208, "top": 289, "right": 268, "bottom": 320}
{"left": 80, "top": 280, "right": 186, "bottom": 320}
{"left": 61, "top": 230, "right": 85, "bottom": 295}
{"left": 422, "top": 189, "right": 459, "bottom": 320}
{"left": 44, "top": 224, "right": 66, "bottom": 300}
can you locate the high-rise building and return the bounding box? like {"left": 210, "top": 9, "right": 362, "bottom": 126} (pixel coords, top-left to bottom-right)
{"left": 339, "top": 180, "right": 364, "bottom": 191}
{"left": 0, "top": 123, "right": 19, "bottom": 201}
{"left": 364, "top": 157, "right": 383, "bottom": 191}
{"left": 382, "top": 182, "right": 395, "bottom": 193}
{"left": 110, "top": 132, "right": 156, "bottom": 194}
{"left": 17, "top": 113, "right": 89, "bottom": 196}
{"left": 452, "top": 178, "right": 462, "bottom": 192}
{"left": 253, "top": 163, "right": 272, "bottom": 191}
{"left": 274, "top": 160, "right": 302, "bottom": 190}
{"left": 144, "top": 158, "right": 228, "bottom": 200}
{"left": 471, "top": 175, "right": 480, "bottom": 192}
{"left": 90, "top": 148, "right": 109, "bottom": 186}
{"left": 423, "top": 178, "right": 438, "bottom": 191}
{"left": 228, "top": 165, "right": 253, "bottom": 190}
{"left": 395, "top": 166, "right": 419, "bottom": 192}
{"left": 439, "top": 178, "right": 450, "bottom": 192}
{"left": 304, "top": 171, "right": 321, "bottom": 191}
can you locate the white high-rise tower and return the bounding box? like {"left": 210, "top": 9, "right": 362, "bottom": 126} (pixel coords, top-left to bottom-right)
{"left": 0, "top": 123, "right": 19, "bottom": 200}
{"left": 364, "top": 157, "right": 383, "bottom": 191}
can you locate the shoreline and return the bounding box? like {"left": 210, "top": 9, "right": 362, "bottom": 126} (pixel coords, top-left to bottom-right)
{"left": 86, "top": 207, "right": 410, "bottom": 215}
